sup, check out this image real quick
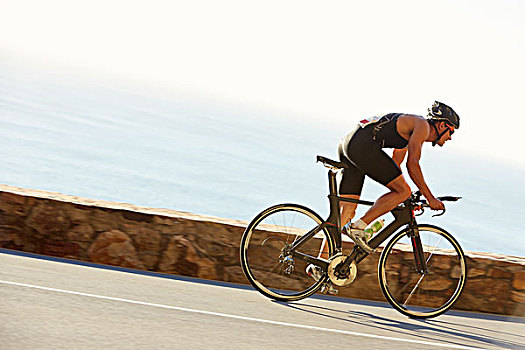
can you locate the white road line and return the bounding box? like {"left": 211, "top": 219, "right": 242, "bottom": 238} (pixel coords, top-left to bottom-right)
{"left": 1, "top": 280, "right": 482, "bottom": 350}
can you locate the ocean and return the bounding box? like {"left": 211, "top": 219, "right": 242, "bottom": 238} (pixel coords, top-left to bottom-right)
{"left": 1, "top": 63, "right": 524, "bottom": 257}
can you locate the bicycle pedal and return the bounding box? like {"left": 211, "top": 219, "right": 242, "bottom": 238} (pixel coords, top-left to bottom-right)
{"left": 321, "top": 282, "right": 338, "bottom": 295}
{"left": 357, "top": 242, "right": 375, "bottom": 254}
{"left": 343, "top": 228, "right": 375, "bottom": 254}
{"left": 350, "top": 237, "right": 376, "bottom": 254}
{"left": 350, "top": 237, "right": 375, "bottom": 254}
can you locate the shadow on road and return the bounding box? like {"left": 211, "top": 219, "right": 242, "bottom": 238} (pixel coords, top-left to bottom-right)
{"left": 275, "top": 301, "right": 525, "bottom": 349}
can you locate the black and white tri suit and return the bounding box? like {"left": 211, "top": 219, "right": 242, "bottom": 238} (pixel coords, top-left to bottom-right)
{"left": 338, "top": 113, "right": 410, "bottom": 195}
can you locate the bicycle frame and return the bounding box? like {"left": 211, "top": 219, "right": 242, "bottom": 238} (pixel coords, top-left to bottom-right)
{"left": 287, "top": 170, "right": 428, "bottom": 274}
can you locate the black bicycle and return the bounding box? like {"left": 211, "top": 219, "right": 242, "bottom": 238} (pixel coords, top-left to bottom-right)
{"left": 240, "top": 156, "right": 467, "bottom": 319}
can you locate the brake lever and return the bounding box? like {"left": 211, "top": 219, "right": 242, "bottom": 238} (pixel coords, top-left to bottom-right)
{"left": 413, "top": 204, "right": 425, "bottom": 216}
{"left": 432, "top": 206, "right": 446, "bottom": 217}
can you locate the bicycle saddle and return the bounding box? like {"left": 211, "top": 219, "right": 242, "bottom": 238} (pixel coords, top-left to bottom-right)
{"left": 316, "top": 155, "right": 349, "bottom": 169}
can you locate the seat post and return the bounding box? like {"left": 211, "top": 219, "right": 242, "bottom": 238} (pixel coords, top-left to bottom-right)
{"left": 328, "top": 170, "right": 338, "bottom": 196}
{"left": 327, "top": 170, "right": 341, "bottom": 220}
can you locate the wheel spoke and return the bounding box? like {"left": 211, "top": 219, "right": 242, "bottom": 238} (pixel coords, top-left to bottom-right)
{"left": 269, "top": 261, "right": 283, "bottom": 274}
{"left": 425, "top": 235, "right": 444, "bottom": 265}
{"left": 379, "top": 225, "right": 466, "bottom": 318}
{"left": 403, "top": 274, "right": 426, "bottom": 305}
{"left": 240, "top": 205, "right": 334, "bottom": 301}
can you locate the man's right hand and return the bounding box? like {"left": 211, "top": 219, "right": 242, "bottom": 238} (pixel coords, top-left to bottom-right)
{"left": 427, "top": 197, "right": 444, "bottom": 211}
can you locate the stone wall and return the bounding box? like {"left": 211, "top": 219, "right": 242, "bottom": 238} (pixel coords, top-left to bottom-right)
{"left": 1, "top": 184, "right": 523, "bottom": 316}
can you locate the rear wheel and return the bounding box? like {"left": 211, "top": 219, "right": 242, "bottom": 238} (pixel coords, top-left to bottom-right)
{"left": 240, "top": 204, "right": 334, "bottom": 301}
{"left": 378, "top": 224, "right": 467, "bottom": 318}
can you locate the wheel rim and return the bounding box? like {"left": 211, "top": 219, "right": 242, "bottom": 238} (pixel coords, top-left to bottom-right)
{"left": 241, "top": 205, "right": 333, "bottom": 300}
{"left": 380, "top": 225, "right": 466, "bottom": 317}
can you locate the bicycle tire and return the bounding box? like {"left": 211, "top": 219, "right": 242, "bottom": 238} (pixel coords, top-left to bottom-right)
{"left": 240, "top": 203, "right": 335, "bottom": 301}
{"left": 378, "top": 224, "right": 467, "bottom": 318}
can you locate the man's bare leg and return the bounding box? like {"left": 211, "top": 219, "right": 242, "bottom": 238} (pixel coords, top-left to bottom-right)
{"left": 359, "top": 175, "right": 411, "bottom": 225}
{"left": 340, "top": 194, "right": 360, "bottom": 227}
{"left": 318, "top": 194, "right": 359, "bottom": 259}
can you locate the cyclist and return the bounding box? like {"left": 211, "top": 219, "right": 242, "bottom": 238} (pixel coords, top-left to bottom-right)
{"left": 307, "top": 101, "right": 460, "bottom": 287}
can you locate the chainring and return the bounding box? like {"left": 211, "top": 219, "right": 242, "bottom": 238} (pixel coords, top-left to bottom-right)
{"left": 327, "top": 253, "right": 358, "bottom": 287}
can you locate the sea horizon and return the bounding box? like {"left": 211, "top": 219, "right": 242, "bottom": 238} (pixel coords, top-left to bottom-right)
{"left": 1, "top": 63, "right": 524, "bottom": 257}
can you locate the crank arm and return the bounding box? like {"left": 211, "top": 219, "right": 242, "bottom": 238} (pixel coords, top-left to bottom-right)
{"left": 291, "top": 251, "right": 329, "bottom": 271}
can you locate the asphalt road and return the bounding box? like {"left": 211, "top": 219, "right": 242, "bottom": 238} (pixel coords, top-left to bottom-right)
{"left": 1, "top": 252, "right": 523, "bottom": 349}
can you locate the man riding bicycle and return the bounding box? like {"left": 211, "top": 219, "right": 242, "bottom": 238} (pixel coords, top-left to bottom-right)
{"left": 307, "top": 101, "right": 460, "bottom": 286}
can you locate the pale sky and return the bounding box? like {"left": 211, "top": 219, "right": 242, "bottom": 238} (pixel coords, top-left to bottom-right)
{"left": 2, "top": 0, "right": 524, "bottom": 166}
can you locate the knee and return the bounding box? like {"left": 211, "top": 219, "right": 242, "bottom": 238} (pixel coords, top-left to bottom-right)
{"left": 396, "top": 183, "right": 411, "bottom": 201}
{"left": 387, "top": 174, "right": 412, "bottom": 200}
{"left": 389, "top": 180, "right": 411, "bottom": 201}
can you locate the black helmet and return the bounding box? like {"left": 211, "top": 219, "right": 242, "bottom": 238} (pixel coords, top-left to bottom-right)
{"left": 427, "top": 101, "right": 460, "bottom": 129}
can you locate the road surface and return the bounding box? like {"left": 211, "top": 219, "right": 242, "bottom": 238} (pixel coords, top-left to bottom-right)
{"left": 1, "top": 251, "right": 523, "bottom": 349}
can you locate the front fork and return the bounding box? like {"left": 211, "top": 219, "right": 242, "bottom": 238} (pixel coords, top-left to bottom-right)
{"left": 408, "top": 222, "right": 428, "bottom": 274}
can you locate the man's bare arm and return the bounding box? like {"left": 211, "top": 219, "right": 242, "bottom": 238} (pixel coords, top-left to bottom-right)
{"left": 392, "top": 148, "right": 407, "bottom": 168}
{"left": 405, "top": 119, "right": 442, "bottom": 209}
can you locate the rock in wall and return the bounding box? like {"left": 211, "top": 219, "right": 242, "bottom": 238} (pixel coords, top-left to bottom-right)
{"left": 1, "top": 184, "right": 523, "bottom": 316}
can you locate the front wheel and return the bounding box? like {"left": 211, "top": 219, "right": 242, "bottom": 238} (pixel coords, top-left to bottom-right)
{"left": 240, "top": 204, "right": 335, "bottom": 301}
{"left": 378, "top": 224, "right": 467, "bottom": 319}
